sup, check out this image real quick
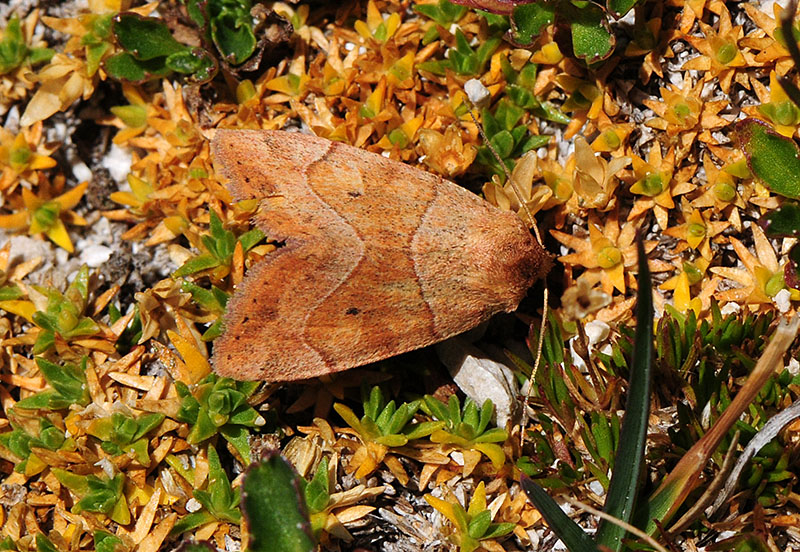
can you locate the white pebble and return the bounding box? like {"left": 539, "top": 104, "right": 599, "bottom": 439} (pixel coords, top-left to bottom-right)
{"left": 81, "top": 245, "right": 112, "bottom": 268}
{"left": 773, "top": 288, "right": 791, "bottom": 313}
{"left": 720, "top": 302, "right": 741, "bottom": 316}
{"left": 72, "top": 162, "right": 92, "bottom": 183}
{"left": 787, "top": 358, "right": 800, "bottom": 377}
{"left": 185, "top": 498, "right": 203, "bottom": 513}
{"left": 465, "top": 79, "right": 490, "bottom": 108}
{"left": 101, "top": 143, "right": 133, "bottom": 183}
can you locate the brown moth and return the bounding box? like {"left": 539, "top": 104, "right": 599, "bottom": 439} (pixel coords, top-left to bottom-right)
{"left": 211, "top": 129, "right": 551, "bottom": 381}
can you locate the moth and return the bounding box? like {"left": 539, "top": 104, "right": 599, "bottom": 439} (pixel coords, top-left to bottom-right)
{"left": 211, "top": 130, "right": 550, "bottom": 381}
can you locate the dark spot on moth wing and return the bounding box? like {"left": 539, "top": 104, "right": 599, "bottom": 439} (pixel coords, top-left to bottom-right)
{"left": 345, "top": 307, "right": 360, "bottom": 315}
{"left": 348, "top": 191, "right": 362, "bottom": 198}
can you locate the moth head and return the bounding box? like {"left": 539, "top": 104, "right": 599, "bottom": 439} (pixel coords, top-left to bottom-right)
{"left": 468, "top": 218, "right": 551, "bottom": 305}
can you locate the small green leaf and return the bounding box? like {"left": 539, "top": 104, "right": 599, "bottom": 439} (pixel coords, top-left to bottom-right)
{"left": 165, "top": 48, "right": 217, "bottom": 82}
{"left": 762, "top": 202, "right": 800, "bottom": 238}
{"left": 566, "top": 2, "right": 616, "bottom": 62}
{"left": 35, "top": 534, "right": 59, "bottom": 552}
{"left": 482, "top": 522, "right": 516, "bottom": 539}
{"left": 173, "top": 254, "right": 220, "bottom": 277}
{"left": 242, "top": 452, "right": 315, "bottom": 552}
{"left": 735, "top": 118, "right": 800, "bottom": 200}
{"left": 93, "top": 531, "right": 124, "bottom": 552}
{"left": 510, "top": 2, "right": 555, "bottom": 45}
{"left": 210, "top": 7, "right": 256, "bottom": 65}
{"left": 112, "top": 13, "right": 185, "bottom": 60}
{"left": 104, "top": 52, "right": 172, "bottom": 82}
{"left": 304, "top": 457, "right": 331, "bottom": 513}
{"left": 110, "top": 104, "right": 147, "bottom": 128}
{"left": 606, "top": 0, "right": 640, "bottom": 18}
{"left": 467, "top": 509, "right": 492, "bottom": 538}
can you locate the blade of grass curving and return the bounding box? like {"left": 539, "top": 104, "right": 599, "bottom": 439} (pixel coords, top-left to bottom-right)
{"left": 595, "top": 237, "right": 653, "bottom": 550}
{"left": 520, "top": 475, "right": 602, "bottom": 552}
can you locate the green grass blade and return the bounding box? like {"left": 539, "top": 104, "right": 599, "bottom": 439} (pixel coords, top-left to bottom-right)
{"left": 520, "top": 475, "right": 601, "bottom": 552}
{"left": 595, "top": 237, "right": 653, "bottom": 550}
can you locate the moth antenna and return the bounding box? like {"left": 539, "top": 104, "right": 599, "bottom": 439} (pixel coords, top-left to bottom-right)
{"left": 463, "top": 79, "right": 549, "bottom": 447}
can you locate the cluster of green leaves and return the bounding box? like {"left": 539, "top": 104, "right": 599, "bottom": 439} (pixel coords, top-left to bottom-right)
{"left": 175, "top": 373, "right": 264, "bottom": 462}
{"left": 181, "top": 281, "right": 230, "bottom": 341}
{"left": 412, "top": 1, "right": 570, "bottom": 179}
{"left": 476, "top": 99, "right": 550, "bottom": 177}
{"left": 105, "top": 0, "right": 260, "bottom": 84}
{"left": 423, "top": 395, "right": 508, "bottom": 468}
{"left": 0, "top": 14, "right": 53, "bottom": 75}
{"left": 14, "top": 356, "right": 90, "bottom": 410}
{"left": 516, "top": 314, "right": 622, "bottom": 491}
{"left": 644, "top": 304, "right": 799, "bottom": 510}
{"left": 426, "top": 481, "right": 515, "bottom": 552}
{"left": 86, "top": 411, "right": 165, "bottom": 465}
{"left": 105, "top": 13, "right": 216, "bottom": 84}
{"left": 519, "top": 242, "right": 799, "bottom": 552}
{"left": 334, "top": 385, "right": 444, "bottom": 447}
{"left": 172, "top": 209, "right": 263, "bottom": 339}
{"left": 601, "top": 302, "right": 774, "bottom": 385}
{"left": 0, "top": 526, "right": 129, "bottom": 551}
{"left": 173, "top": 210, "right": 265, "bottom": 279}
{"left": 462, "top": 0, "right": 642, "bottom": 64}
{"left": 502, "top": 58, "right": 568, "bottom": 123}
{"left": 53, "top": 468, "right": 130, "bottom": 524}
{"left": 417, "top": 28, "right": 500, "bottom": 77}
{"left": 184, "top": 0, "right": 257, "bottom": 65}
{"left": 31, "top": 265, "right": 101, "bottom": 353}
{"left": 413, "top": 0, "right": 468, "bottom": 45}
{"left": 0, "top": 417, "right": 69, "bottom": 473}
{"left": 171, "top": 446, "right": 242, "bottom": 535}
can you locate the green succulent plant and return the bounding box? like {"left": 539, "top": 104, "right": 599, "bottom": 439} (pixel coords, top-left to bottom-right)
{"left": 175, "top": 373, "right": 264, "bottom": 462}
{"left": 170, "top": 445, "right": 242, "bottom": 535}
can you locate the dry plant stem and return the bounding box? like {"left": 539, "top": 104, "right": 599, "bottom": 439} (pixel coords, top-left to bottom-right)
{"left": 665, "top": 430, "right": 741, "bottom": 535}
{"left": 650, "top": 315, "right": 800, "bottom": 525}
{"left": 709, "top": 396, "right": 800, "bottom": 516}
{"left": 575, "top": 321, "right": 605, "bottom": 403}
{"left": 557, "top": 359, "right": 600, "bottom": 412}
{"left": 561, "top": 496, "right": 669, "bottom": 552}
